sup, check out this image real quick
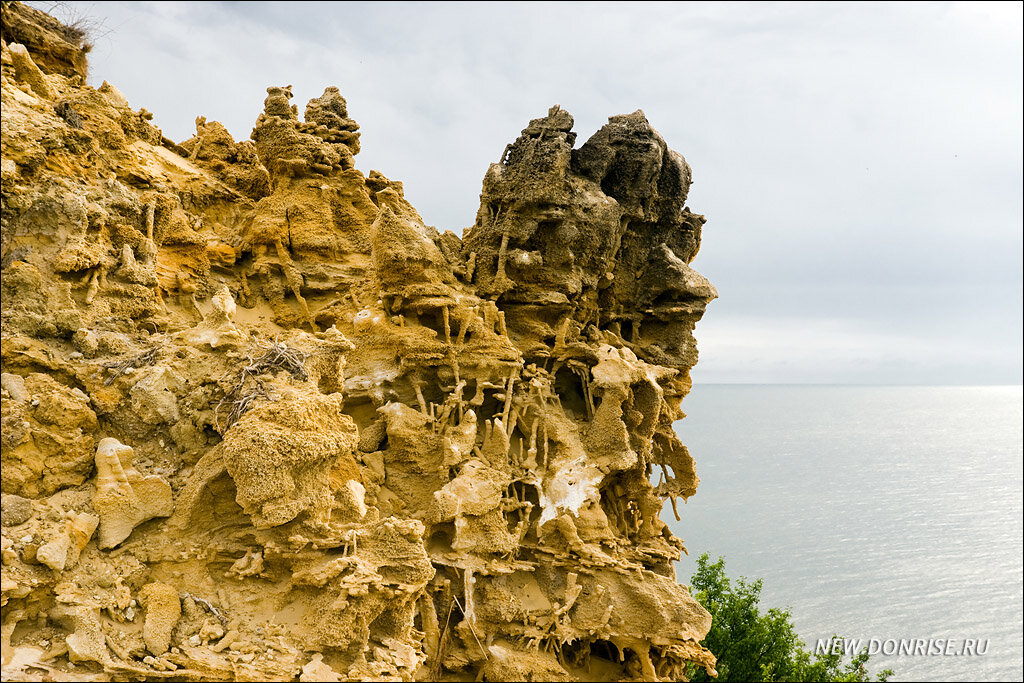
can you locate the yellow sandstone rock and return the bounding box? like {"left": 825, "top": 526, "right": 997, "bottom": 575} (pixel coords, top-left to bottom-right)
{"left": 92, "top": 437, "right": 173, "bottom": 549}
{"left": 35, "top": 511, "right": 98, "bottom": 571}
{"left": 0, "top": 2, "right": 718, "bottom": 680}
{"left": 139, "top": 582, "right": 182, "bottom": 656}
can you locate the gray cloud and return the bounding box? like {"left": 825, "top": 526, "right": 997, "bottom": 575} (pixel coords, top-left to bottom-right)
{"left": 43, "top": 1, "right": 1023, "bottom": 383}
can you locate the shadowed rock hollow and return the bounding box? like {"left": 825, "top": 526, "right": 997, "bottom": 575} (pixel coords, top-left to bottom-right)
{"left": 0, "top": 2, "right": 718, "bottom": 680}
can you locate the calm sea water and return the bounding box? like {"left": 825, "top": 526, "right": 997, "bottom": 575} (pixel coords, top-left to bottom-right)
{"left": 668, "top": 385, "right": 1023, "bottom": 682}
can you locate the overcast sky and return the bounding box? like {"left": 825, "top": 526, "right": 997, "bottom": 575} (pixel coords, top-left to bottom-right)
{"left": 41, "top": 1, "right": 1023, "bottom": 384}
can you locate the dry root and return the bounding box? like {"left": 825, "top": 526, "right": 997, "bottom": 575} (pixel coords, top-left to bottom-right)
{"left": 102, "top": 345, "right": 161, "bottom": 385}
{"left": 213, "top": 339, "right": 308, "bottom": 432}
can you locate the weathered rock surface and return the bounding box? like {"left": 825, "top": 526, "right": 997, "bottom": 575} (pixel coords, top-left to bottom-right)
{"left": 1, "top": 2, "right": 717, "bottom": 680}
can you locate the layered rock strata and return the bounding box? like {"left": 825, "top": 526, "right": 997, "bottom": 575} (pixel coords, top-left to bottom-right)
{"left": 1, "top": 3, "right": 718, "bottom": 680}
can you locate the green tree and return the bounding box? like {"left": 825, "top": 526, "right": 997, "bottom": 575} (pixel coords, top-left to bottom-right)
{"left": 688, "top": 553, "right": 893, "bottom": 682}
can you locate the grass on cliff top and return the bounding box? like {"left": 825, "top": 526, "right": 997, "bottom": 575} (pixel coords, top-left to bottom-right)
{"left": 21, "top": 1, "right": 108, "bottom": 52}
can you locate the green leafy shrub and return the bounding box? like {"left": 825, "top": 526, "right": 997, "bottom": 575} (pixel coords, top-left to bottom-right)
{"left": 688, "top": 553, "right": 893, "bottom": 682}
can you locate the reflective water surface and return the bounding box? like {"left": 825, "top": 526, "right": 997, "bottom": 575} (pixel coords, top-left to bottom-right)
{"left": 669, "top": 385, "right": 1023, "bottom": 681}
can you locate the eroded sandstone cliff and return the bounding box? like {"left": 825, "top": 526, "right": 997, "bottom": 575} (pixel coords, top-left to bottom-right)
{"left": 0, "top": 3, "right": 718, "bottom": 680}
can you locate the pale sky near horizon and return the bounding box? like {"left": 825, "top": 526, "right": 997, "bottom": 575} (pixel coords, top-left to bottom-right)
{"left": 35, "top": 1, "right": 1023, "bottom": 384}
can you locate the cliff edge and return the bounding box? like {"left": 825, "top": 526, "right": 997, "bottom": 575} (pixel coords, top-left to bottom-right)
{"left": 0, "top": 3, "right": 718, "bottom": 680}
